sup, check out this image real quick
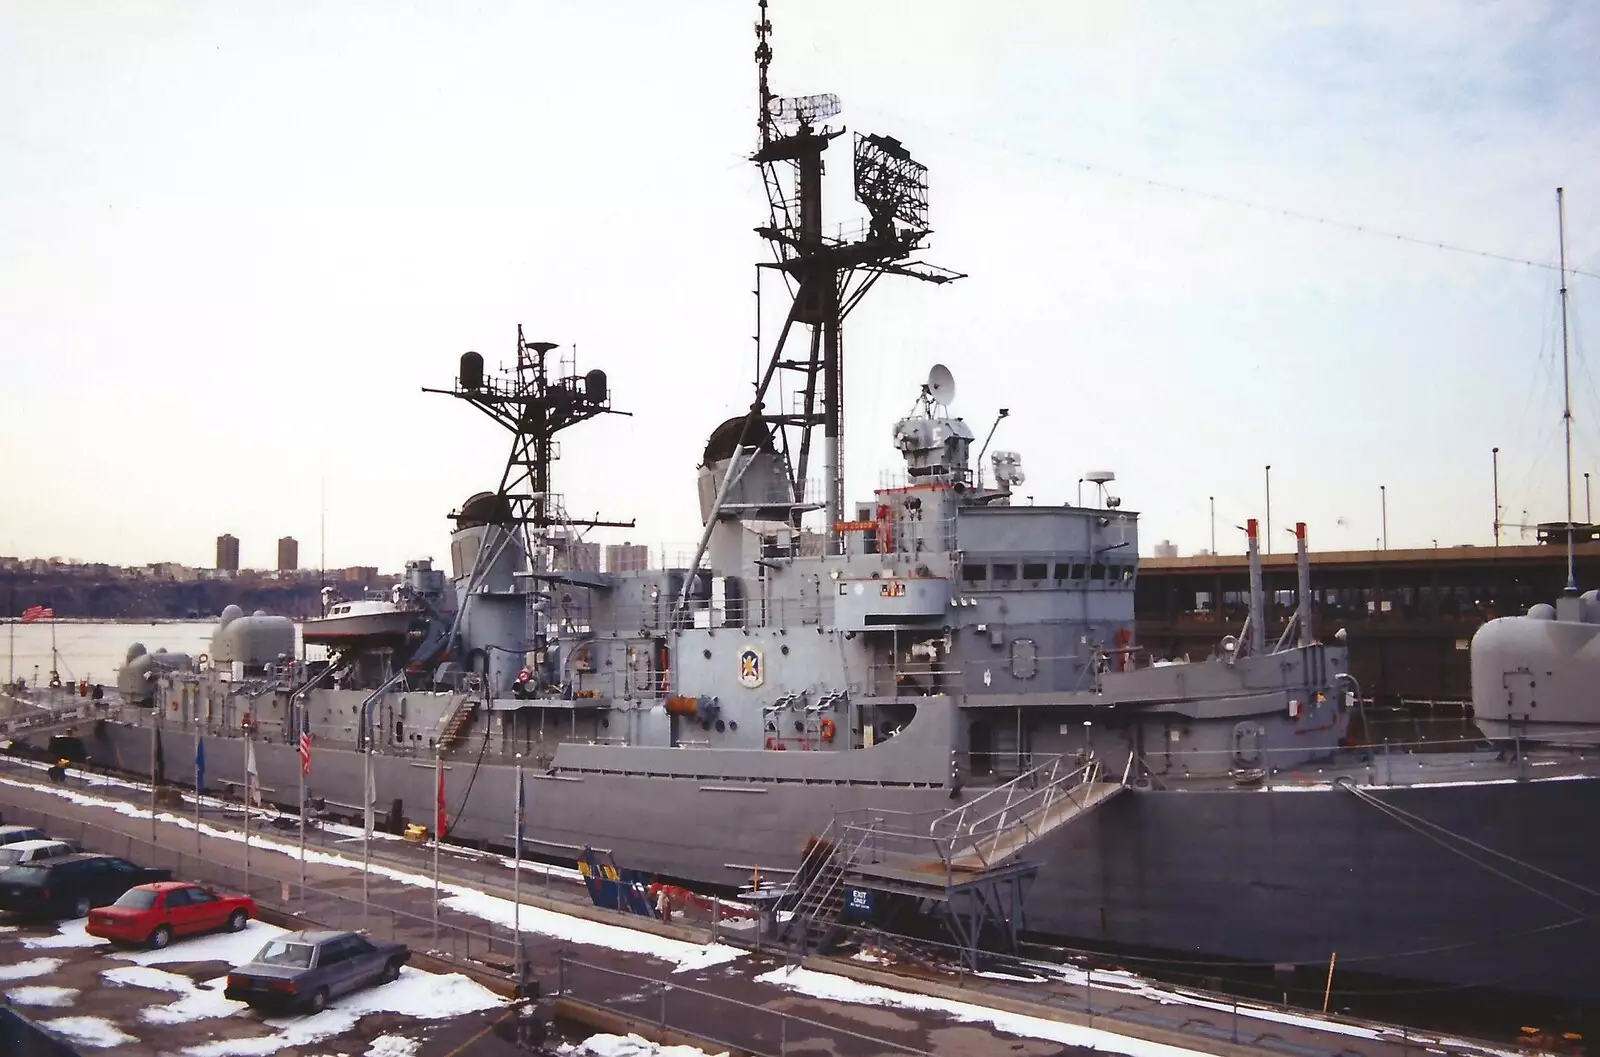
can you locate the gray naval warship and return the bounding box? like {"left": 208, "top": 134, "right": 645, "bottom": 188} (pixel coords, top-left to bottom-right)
{"left": 74, "top": 3, "right": 1599, "bottom": 1006}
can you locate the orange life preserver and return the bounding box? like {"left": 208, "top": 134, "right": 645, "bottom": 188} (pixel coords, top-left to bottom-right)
{"left": 1115, "top": 626, "right": 1134, "bottom": 672}
{"left": 819, "top": 717, "right": 836, "bottom": 742}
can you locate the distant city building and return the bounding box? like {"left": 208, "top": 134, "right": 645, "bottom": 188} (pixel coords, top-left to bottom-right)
{"left": 277, "top": 536, "right": 299, "bottom": 571}
{"left": 216, "top": 534, "right": 240, "bottom": 573}
{"left": 334, "top": 566, "right": 379, "bottom": 585}
{"left": 552, "top": 533, "right": 600, "bottom": 573}
{"left": 1153, "top": 540, "right": 1179, "bottom": 559}
{"left": 605, "top": 542, "right": 651, "bottom": 573}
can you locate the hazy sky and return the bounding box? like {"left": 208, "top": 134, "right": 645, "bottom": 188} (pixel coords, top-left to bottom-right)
{"left": 3, "top": 1, "right": 1598, "bottom": 571}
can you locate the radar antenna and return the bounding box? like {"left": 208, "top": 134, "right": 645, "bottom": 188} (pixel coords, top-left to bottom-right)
{"left": 745, "top": 0, "right": 966, "bottom": 542}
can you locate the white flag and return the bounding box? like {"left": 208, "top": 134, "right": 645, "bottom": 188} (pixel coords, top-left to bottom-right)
{"left": 245, "top": 740, "right": 261, "bottom": 808}
{"left": 363, "top": 750, "right": 376, "bottom": 837}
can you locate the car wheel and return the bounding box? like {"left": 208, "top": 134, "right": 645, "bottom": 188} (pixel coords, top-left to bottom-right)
{"left": 71, "top": 896, "right": 91, "bottom": 918}
{"left": 305, "top": 987, "right": 328, "bottom": 1015}
{"left": 227, "top": 909, "right": 248, "bottom": 932}
{"left": 380, "top": 958, "right": 402, "bottom": 984}
{"left": 148, "top": 925, "right": 172, "bottom": 950}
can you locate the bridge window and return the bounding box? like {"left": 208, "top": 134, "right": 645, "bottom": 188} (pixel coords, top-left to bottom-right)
{"left": 1022, "top": 562, "right": 1048, "bottom": 583}
{"left": 961, "top": 563, "right": 988, "bottom": 586}
{"left": 1070, "top": 563, "right": 1086, "bottom": 580}
{"left": 1090, "top": 562, "right": 1106, "bottom": 580}
{"left": 993, "top": 563, "right": 1017, "bottom": 585}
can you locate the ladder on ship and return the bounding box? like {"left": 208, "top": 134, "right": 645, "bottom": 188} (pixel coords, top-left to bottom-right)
{"left": 436, "top": 694, "right": 480, "bottom": 753}
{"left": 780, "top": 817, "right": 884, "bottom": 956}
{"left": 785, "top": 753, "right": 1128, "bottom": 967}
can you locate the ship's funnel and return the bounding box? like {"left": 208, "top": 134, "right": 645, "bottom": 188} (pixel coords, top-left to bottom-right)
{"left": 696, "top": 413, "right": 794, "bottom": 523}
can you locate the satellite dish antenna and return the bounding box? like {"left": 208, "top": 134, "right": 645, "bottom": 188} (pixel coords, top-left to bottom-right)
{"left": 927, "top": 364, "right": 956, "bottom": 407}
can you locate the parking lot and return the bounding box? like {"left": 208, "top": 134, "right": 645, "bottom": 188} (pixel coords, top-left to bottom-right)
{"left": 0, "top": 910, "right": 520, "bottom": 1056}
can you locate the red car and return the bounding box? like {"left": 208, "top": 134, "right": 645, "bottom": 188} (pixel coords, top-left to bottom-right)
{"left": 86, "top": 881, "right": 255, "bottom": 949}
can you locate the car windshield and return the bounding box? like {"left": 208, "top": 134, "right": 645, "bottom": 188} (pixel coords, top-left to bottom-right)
{"left": 113, "top": 889, "right": 159, "bottom": 910}
{"left": 255, "top": 940, "right": 315, "bottom": 968}
{"left": 0, "top": 849, "right": 22, "bottom": 867}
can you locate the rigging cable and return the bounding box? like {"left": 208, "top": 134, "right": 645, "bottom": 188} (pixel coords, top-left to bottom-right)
{"left": 1338, "top": 778, "right": 1600, "bottom": 923}
{"left": 853, "top": 105, "right": 1600, "bottom": 283}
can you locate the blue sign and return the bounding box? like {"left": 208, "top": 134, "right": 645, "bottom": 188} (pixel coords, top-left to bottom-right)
{"left": 844, "top": 887, "right": 875, "bottom": 916}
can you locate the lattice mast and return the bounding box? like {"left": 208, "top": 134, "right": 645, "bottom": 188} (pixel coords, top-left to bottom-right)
{"left": 749, "top": 0, "right": 964, "bottom": 539}
{"left": 424, "top": 326, "right": 635, "bottom": 570}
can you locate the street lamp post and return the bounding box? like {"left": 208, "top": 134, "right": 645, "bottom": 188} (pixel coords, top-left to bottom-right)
{"left": 1380, "top": 485, "right": 1387, "bottom": 551}
{"left": 1210, "top": 496, "right": 1216, "bottom": 554}
{"left": 1492, "top": 447, "right": 1501, "bottom": 547}
{"left": 1265, "top": 466, "right": 1272, "bottom": 554}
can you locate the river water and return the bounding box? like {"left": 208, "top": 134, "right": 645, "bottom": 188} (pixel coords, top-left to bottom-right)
{"left": 3, "top": 620, "right": 320, "bottom": 688}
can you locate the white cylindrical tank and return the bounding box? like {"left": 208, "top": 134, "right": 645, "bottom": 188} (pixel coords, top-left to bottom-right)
{"left": 1471, "top": 611, "right": 1600, "bottom": 733}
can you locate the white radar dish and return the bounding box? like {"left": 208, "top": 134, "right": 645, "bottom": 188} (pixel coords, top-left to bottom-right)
{"left": 926, "top": 364, "right": 956, "bottom": 407}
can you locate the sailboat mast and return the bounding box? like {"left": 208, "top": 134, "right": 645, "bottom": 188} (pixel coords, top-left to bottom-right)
{"left": 1558, "top": 187, "right": 1576, "bottom": 593}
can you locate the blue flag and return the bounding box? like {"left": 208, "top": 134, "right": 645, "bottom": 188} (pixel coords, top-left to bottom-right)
{"left": 195, "top": 737, "right": 206, "bottom": 795}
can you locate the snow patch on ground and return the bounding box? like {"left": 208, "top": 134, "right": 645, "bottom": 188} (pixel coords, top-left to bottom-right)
{"left": 365, "top": 1036, "right": 421, "bottom": 1057}
{"left": 4, "top": 985, "right": 78, "bottom": 1006}
{"left": 112, "top": 918, "right": 284, "bottom": 967}
{"left": 102, "top": 965, "right": 195, "bottom": 992}
{"left": 21, "top": 918, "right": 111, "bottom": 950}
{"left": 753, "top": 965, "right": 1217, "bottom": 1057}
{"left": 0, "top": 956, "right": 65, "bottom": 981}
{"left": 38, "top": 1016, "right": 138, "bottom": 1048}
{"left": 441, "top": 891, "right": 743, "bottom": 974}
{"left": 562, "top": 1034, "right": 729, "bottom": 1057}
{"left": 142, "top": 975, "right": 246, "bottom": 1025}
{"left": 179, "top": 968, "right": 505, "bottom": 1056}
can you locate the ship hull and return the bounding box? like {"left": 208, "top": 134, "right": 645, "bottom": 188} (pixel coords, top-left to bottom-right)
{"left": 78, "top": 720, "right": 1600, "bottom": 1004}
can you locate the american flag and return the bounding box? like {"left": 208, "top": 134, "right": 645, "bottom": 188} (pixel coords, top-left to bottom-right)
{"left": 20, "top": 605, "right": 53, "bottom": 623}
{"left": 298, "top": 719, "right": 312, "bottom": 775}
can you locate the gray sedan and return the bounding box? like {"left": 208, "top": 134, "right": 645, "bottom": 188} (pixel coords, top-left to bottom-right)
{"left": 223, "top": 929, "right": 410, "bottom": 1014}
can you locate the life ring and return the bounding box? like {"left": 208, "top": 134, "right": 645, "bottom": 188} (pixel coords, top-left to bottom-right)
{"left": 819, "top": 717, "right": 836, "bottom": 742}
{"left": 198, "top": 653, "right": 209, "bottom": 666}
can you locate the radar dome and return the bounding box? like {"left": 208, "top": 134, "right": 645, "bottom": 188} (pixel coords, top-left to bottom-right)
{"left": 1528, "top": 603, "right": 1557, "bottom": 620}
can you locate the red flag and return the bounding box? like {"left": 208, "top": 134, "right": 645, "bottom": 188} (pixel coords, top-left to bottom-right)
{"left": 435, "top": 765, "right": 447, "bottom": 837}
{"left": 20, "top": 605, "right": 54, "bottom": 623}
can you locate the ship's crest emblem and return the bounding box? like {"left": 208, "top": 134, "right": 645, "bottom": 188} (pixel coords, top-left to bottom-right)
{"left": 738, "top": 645, "right": 764, "bottom": 688}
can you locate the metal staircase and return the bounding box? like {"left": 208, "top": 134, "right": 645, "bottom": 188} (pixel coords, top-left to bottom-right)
{"left": 782, "top": 754, "right": 1129, "bottom": 967}
{"left": 934, "top": 754, "right": 1124, "bottom": 870}
{"left": 781, "top": 817, "right": 882, "bottom": 954}
{"left": 436, "top": 695, "right": 481, "bottom": 753}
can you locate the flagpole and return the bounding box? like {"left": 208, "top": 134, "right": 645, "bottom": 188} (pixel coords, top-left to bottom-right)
{"left": 149, "top": 712, "right": 158, "bottom": 843}
{"left": 244, "top": 739, "right": 252, "bottom": 893}
{"left": 299, "top": 713, "right": 307, "bottom": 896}
{"left": 362, "top": 746, "right": 372, "bottom": 928}
{"left": 433, "top": 749, "right": 442, "bottom": 948}
{"left": 194, "top": 737, "right": 203, "bottom": 854}
{"left": 514, "top": 754, "right": 524, "bottom": 989}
